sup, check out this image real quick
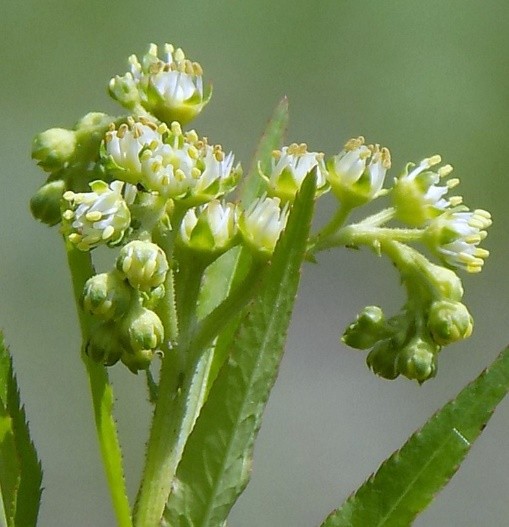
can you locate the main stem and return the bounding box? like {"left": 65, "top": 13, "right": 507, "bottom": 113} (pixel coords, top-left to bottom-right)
{"left": 66, "top": 242, "right": 133, "bottom": 527}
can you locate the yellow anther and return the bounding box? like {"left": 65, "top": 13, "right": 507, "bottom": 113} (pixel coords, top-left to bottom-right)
{"left": 148, "top": 43, "right": 158, "bottom": 56}
{"left": 102, "top": 225, "right": 115, "bottom": 240}
{"left": 85, "top": 211, "right": 102, "bottom": 222}
{"left": 380, "top": 147, "right": 392, "bottom": 169}
{"left": 426, "top": 154, "right": 442, "bottom": 167}
{"left": 344, "top": 136, "right": 365, "bottom": 151}
{"left": 170, "top": 121, "right": 182, "bottom": 136}
{"left": 174, "top": 48, "right": 185, "bottom": 62}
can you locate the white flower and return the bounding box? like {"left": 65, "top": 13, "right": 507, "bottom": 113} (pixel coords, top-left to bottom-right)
{"left": 392, "top": 155, "right": 462, "bottom": 226}
{"left": 104, "top": 118, "right": 164, "bottom": 179}
{"left": 179, "top": 200, "right": 238, "bottom": 255}
{"left": 327, "top": 137, "right": 390, "bottom": 207}
{"left": 261, "top": 143, "right": 329, "bottom": 202}
{"left": 110, "top": 43, "right": 212, "bottom": 125}
{"left": 239, "top": 196, "right": 289, "bottom": 257}
{"left": 63, "top": 180, "right": 131, "bottom": 251}
{"left": 138, "top": 122, "right": 240, "bottom": 203}
{"left": 425, "top": 208, "right": 492, "bottom": 273}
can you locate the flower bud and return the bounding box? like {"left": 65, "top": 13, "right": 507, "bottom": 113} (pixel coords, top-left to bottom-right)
{"left": 32, "top": 127, "right": 77, "bottom": 171}
{"left": 121, "top": 348, "right": 155, "bottom": 373}
{"left": 424, "top": 262, "right": 464, "bottom": 301}
{"left": 427, "top": 299, "right": 473, "bottom": 346}
{"left": 86, "top": 322, "right": 124, "bottom": 366}
{"left": 30, "top": 179, "right": 65, "bottom": 226}
{"left": 342, "top": 306, "right": 390, "bottom": 350}
{"left": 179, "top": 200, "right": 238, "bottom": 256}
{"left": 121, "top": 305, "right": 164, "bottom": 352}
{"left": 116, "top": 240, "right": 169, "bottom": 291}
{"left": 396, "top": 337, "right": 438, "bottom": 382}
{"left": 366, "top": 339, "right": 399, "bottom": 380}
{"left": 142, "top": 284, "right": 166, "bottom": 310}
{"left": 82, "top": 271, "right": 132, "bottom": 321}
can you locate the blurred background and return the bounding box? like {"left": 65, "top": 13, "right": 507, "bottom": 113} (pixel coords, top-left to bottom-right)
{"left": 1, "top": 1, "right": 509, "bottom": 525}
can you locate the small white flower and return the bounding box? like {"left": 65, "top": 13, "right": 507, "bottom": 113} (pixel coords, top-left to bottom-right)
{"left": 104, "top": 118, "right": 164, "bottom": 179}
{"left": 392, "top": 155, "right": 462, "bottom": 226}
{"left": 110, "top": 43, "right": 212, "bottom": 125}
{"left": 63, "top": 180, "right": 131, "bottom": 251}
{"left": 425, "top": 208, "right": 492, "bottom": 273}
{"left": 138, "top": 122, "right": 240, "bottom": 203}
{"left": 261, "top": 143, "right": 329, "bottom": 202}
{"left": 327, "top": 137, "right": 391, "bottom": 207}
{"left": 179, "top": 200, "right": 238, "bottom": 255}
{"left": 239, "top": 196, "right": 289, "bottom": 257}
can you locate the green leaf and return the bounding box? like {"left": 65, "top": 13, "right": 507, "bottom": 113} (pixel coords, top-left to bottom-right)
{"left": 195, "top": 97, "right": 290, "bottom": 396}
{"left": 0, "top": 332, "right": 43, "bottom": 527}
{"left": 320, "top": 345, "right": 509, "bottom": 527}
{"left": 238, "top": 96, "right": 289, "bottom": 206}
{"left": 162, "top": 173, "right": 317, "bottom": 527}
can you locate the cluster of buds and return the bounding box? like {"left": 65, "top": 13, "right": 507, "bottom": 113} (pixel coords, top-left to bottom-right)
{"left": 83, "top": 241, "right": 168, "bottom": 372}
{"left": 30, "top": 42, "right": 493, "bottom": 379}
{"left": 343, "top": 253, "right": 473, "bottom": 382}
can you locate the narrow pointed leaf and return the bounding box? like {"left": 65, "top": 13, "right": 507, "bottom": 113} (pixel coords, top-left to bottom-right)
{"left": 321, "top": 345, "right": 509, "bottom": 527}
{"left": 195, "top": 97, "right": 290, "bottom": 396}
{"left": 0, "top": 332, "right": 43, "bottom": 527}
{"left": 163, "top": 173, "right": 316, "bottom": 526}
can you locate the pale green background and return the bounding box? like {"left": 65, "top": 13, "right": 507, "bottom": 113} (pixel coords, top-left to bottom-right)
{"left": 1, "top": 1, "right": 509, "bottom": 525}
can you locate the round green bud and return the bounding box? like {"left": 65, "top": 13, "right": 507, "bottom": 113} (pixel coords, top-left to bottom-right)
{"left": 366, "top": 339, "right": 399, "bottom": 380}
{"left": 32, "top": 127, "right": 77, "bottom": 171}
{"left": 396, "top": 337, "right": 438, "bottom": 382}
{"left": 121, "top": 348, "right": 154, "bottom": 373}
{"left": 428, "top": 300, "right": 473, "bottom": 346}
{"left": 82, "top": 271, "right": 132, "bottom": 321}
{"left": 425, "top": 263, "right": 464, "bottom": 301}
{"left": 142, "top": 284, "right": 166, "bottom": 310}
{"left": 30, "top": 179, "right": 65, "bottom": 226}
{"left": 117, "top": 240, "right": 169, "bottom": 291}
{"left": 121, "top": 305, "right": 164, "bottom": 352}
{"left": 86, "top": 322, "right": 124, "bottom": 366}
{"left": 342, "top": 306, "right": 390, "bottom": 350}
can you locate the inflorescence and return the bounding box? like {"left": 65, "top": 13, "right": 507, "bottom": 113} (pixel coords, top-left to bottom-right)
{"left": 31, "top": 43, "right": 492, "bottom": 381}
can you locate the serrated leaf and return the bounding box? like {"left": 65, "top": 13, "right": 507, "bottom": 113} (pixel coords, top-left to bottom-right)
{"left": 321, "top": 345, "right": 509, "bottom": 527}
{"left": 0, "top": 332, "right": 42, "bottom": 527}
{"left": 163, "top": 173, "right": 316, "bottom": 527}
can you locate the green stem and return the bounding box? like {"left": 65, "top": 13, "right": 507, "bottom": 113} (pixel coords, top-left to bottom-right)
{"left": 311, "top": 204, "right": 352, "bottom": 246}
{"left": 132, "top": 257, "right": 264, "bottom": 526}
{"left": 65, "top": 242, "right": 132, "bottom": 527}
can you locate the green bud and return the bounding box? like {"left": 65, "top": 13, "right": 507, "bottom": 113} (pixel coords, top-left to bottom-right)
{"left": 30, "top": 179, "right": 65, "bottom": 226}
{"left": 396, "top": 337, "right": 438, "bottom": 382}
{"left": 86, "top": 322, "right": 124, "bottom": 366}
{"left": 342, "top": 306, "right": 390, "bottom": 350}
{"left": 82, "top": 271, "right": 132, "bottom": 321}
{"left": 121, "top": 348, "right": 154, "bottom": 373}
{"left": 32, "top": 127, "right": 77, "bottom": 171}
{"left": 121, "top": 305, "right": 164, "bottom": 352}
{"left": 366, "top": 339, "right": 399, "bottom": 380}
{"left": 142, "top": 284, "right": 166, "bottom": 310}
{"left": 116, "top": 240, "right": 169, "bottom": 291}
{"left": 427, "top": 299, "right": 473, "bottom": 346}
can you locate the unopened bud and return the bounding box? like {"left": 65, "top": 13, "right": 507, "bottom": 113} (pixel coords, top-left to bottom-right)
{"left": 30, "top": 179, "right": 65, "bottom": 226}
{"left": 121, "top": 348, "right": 155, "bottom": 373}
{"left": 428, "top": 300, "right": 473, "bottom": 346}
{"left": 121, "top": 305, "right": 164, "bottom": 352}
{"left": 397, "top": 337, "right": 438, "bottom": 382}
{"left": 32, "top": 128, "right": 77, "bottom": 171}
{"left": 342, "top": 306, "right": 390, "bottom": 350}
{"left": 86, "top": 322, "right": 124, "bottom": 366}
{"left": 117, "top": 240, "right": 169, "bottom": 290}
{"left": 82, "top": 271, "right": 132, "bottom": 321}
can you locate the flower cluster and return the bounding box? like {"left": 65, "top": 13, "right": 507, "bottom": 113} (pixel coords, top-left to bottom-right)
{"left": 31, "top": 42, "right": 492, "bottom": 380}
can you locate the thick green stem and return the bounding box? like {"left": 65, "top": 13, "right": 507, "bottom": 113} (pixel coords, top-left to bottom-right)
{"left": 132, "top": 257, "right": 264, "bottom": 526}
{"left": 66, "top": 242, "right": 133, "bottom": 527}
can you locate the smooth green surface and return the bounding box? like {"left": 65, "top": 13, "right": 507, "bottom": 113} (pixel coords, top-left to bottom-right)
{"left": 163, "top": 174, "right": 316, "bottom": 526}
{"left": 2, "top": 2, "right": 509, "bottom": 526}
{"left": 322, "top": 345, "right": 509, "bottom": 527}
{"left": 0, "top": 333, "right": 42, "bottom": 527}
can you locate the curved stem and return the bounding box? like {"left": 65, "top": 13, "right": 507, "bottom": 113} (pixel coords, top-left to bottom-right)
{"left": 66, "top": 242, "right": 133, "bottom": 527}
{"left": 311, "top": 204, "right": 352, "bottom": 247}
